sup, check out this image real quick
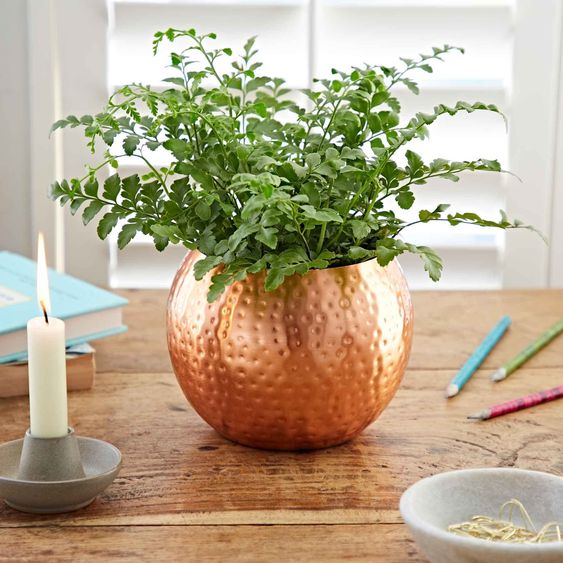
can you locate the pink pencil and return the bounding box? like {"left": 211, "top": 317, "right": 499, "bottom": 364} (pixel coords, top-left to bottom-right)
{"left": 468, "top": 385, "right": 563, "bottom": 421}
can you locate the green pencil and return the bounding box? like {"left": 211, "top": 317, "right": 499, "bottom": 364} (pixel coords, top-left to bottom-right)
{"left": 491, "top": 318, "right": 563, "bottom": 382}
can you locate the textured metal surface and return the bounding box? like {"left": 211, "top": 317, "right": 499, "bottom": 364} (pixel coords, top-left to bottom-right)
{"left": 168, "top": 252, "right": 413, "bottom": 450}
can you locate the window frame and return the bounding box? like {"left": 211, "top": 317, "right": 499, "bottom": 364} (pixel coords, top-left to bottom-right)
{"left": 503, "top": 0, "right": 563, "bottom": 287}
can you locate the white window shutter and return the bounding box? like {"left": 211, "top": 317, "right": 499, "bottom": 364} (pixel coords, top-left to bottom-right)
{"left": 107, "top": 0, "right": 515, "bottom": 290}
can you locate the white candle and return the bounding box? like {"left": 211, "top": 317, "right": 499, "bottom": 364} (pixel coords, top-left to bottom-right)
{"left": 27, "top": 233, "right": 68, "bottom": 438}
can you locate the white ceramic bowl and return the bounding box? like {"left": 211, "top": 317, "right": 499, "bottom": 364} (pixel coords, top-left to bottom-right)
{"left": 400, "top": 468, "right": 563, "bottom": 563}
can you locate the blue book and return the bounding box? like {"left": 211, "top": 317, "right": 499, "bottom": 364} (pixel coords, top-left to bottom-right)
{"left": 0, "top": 252, "right": 128, "bottom": 364}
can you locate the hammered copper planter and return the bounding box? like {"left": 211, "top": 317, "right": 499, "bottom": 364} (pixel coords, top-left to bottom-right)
{"left": 167, "top": 251, "right": 413, "bottom": 450}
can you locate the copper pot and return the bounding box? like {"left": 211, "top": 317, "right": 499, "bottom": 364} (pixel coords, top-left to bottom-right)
{"left": 167, "top": 251, "right": 413, "bottom": 450}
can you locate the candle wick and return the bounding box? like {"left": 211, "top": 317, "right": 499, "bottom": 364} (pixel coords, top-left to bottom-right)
{"left": 41, "top": 302, "right": 49, "bottom": 324}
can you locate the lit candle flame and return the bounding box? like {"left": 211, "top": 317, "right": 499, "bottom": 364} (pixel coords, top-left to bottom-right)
{"left": 37, "top": 233, "right": 51, "bottom": 323}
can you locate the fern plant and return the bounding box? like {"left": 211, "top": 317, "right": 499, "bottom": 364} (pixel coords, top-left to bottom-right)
{"left": 49, "top": 29, "right": 535, "bottom": 300}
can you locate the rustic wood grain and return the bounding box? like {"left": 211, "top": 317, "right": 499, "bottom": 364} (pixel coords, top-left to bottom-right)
{"left": 1, "top": 289, "right": 562, "bottom": 562}
{"left": 94, "top": 289, "right": 563, "bottom": 374}
{"left": 95, "top": 290, "right": 170, "bottom": 375}
{"left": 411, "top": 289, "right": 563, "bottom": 370}
{"left": 1, "top": 367, "right": 562, "bottom": 529}
{"left": 0, "top": 524, "right": 420, "bottom": 562}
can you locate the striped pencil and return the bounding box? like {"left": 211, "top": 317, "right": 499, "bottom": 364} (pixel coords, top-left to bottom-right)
{"left": 445, "top": 315, "right": 511, "bottom": 398}
{"left": 491, "top": 318, "right": 563, "bottom": 382}
{"left": 468, "top": 385, "right": 563, "bottom": 420}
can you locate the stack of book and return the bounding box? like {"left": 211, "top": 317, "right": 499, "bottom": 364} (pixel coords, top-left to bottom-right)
{"left": 0, "top": 252, "right": 127, "bottom": 398}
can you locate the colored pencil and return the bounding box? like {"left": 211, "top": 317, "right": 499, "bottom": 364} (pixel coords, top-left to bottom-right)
{"left": 468, "top": 385, "right": 563, "bottom": 420}
{"left": 491, "top": 318, "right": 563, "bottom": 382}
{"left": 445, "top": 315, "right": 511, "bottom": 398}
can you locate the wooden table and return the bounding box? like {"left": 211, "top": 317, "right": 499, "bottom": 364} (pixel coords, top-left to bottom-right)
{"left": 1, "top": 290, "right": 562, "bottom": 561}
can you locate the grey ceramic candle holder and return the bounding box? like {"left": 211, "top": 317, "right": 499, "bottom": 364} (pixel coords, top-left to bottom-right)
{"left": 0, "top": 428, "right": 121, "bottom": 514}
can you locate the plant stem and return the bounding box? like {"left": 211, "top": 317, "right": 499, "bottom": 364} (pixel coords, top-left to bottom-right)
{"left": 314, "top": 179, "right": 334, "bottom": 255}
{"left": 315, "top": 223, "right": 327, "bottom": 256}
{"left": 138, "top": 155, "right": 170, "bottom": 195}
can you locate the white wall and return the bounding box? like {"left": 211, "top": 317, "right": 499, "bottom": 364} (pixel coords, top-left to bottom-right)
{"left": 0, "top": 0, "right": 110, "bottom": 284}
{"left": 0, "top": 1, "right": 32, "bottom": 258}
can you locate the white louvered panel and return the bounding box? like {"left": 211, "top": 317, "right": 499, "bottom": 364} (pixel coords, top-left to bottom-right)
{"left": 109, "top": 222, "right": 503, "bottom": 289}
{"left": 396, "top": 84, "right": 508, "bottom": 164}
{"left": 323, "top": 0, "right": 511, "bottom": 6}
{"left": 107, "top": 0, "right": 514, "bottom": 290}
{"left": 109, "top": 235, "right": 187, "bottom": 288}
{"left": 110, "top": 1, "right": 310, "bottom": 89}
{"left": 115, "top": 0, "right": 512, "bottom": 7}
{"left": 399, "top": 245, "right": 502, "bottom": 290}
{"left": 315, "top": 3, "right": 512, "bottom": 83}
{"left": 330, "top": 0, "right": 513, "bottom": 285}
{"left": 115, "top": 0, "right": 305, "bottom": 4}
